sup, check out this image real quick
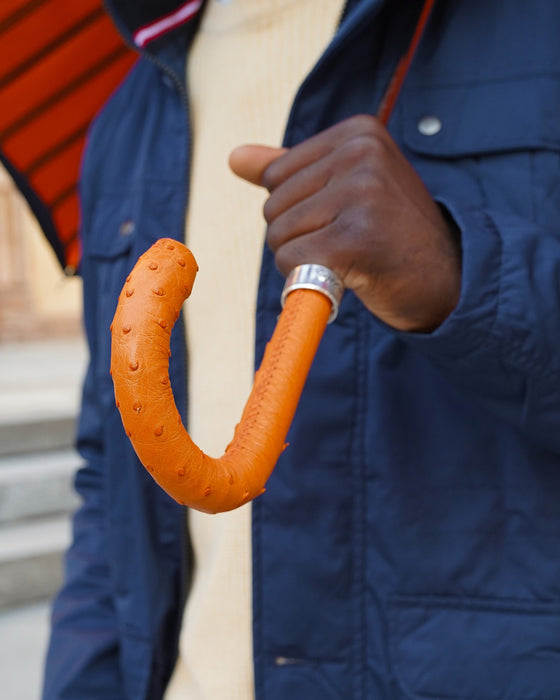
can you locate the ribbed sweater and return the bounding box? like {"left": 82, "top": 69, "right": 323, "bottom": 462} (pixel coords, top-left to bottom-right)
{"left": 165, "top": 2, "right": 344, "bottom": 697}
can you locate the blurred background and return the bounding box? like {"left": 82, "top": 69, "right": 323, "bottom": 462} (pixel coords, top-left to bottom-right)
{"left": 0, "top": 4, "right": 138, "bottom": 695}
{"left": 0, "top": 161, "right": 86, "bottom": 699}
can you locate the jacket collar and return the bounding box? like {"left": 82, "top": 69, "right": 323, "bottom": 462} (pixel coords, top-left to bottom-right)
{"left": 103, "top": 0, "right": 379, "bottom": 51}
{"left": 103, "top": 0, "right": 395, "bottom": 55}
{"left": 103, "top": 0, "right": 206, "bottom": 50}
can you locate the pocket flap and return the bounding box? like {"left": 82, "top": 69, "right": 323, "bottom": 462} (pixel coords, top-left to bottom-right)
{"left": 390, "top": 595, "right": 560, "bottom": 699}
{"left": 401, "top": 76, "right": 560, "bottom": 157}
{"left": 84, "top": 192, "right": 136, "bottom": 259}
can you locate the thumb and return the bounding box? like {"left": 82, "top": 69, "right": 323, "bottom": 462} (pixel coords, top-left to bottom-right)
{"left": 229, "top": 144, "right": 287, "bottom": 187}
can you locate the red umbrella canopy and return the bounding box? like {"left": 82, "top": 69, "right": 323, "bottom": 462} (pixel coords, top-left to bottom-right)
{"left": 0, "top": 0, "right": 136, "bottom": 273}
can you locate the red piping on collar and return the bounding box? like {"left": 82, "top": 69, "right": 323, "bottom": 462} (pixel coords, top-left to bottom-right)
{"left": 133, "top": 0, "right": 203, "bottom": 48}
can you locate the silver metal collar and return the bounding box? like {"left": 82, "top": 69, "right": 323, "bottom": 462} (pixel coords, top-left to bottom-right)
{"left": 281, "top": 264, "right": 344, "bottom": 323}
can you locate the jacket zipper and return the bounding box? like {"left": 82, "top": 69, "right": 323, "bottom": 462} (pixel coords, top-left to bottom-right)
{"left": 138, "top": 44, "right": 194, "bottom": 625}
{"left": 142, "top": 38, "right": 196, "bottom": 644}
{"left": 103, "top": 0, "right": 195, "bottom": 662}
{"left": 102, "top": 2, "right": 191, "bottom": 126}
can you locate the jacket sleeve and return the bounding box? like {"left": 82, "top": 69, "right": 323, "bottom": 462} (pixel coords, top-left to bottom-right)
{"left": 42, "top": 302, "right": 125, "bottom": 699}
{"left": 398, "top": 201, "right": 560, "bottom": 455}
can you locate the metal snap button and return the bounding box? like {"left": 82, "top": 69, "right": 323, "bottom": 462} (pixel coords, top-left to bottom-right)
{"left": 417, "top": 116, "right": 442, "bottom": 136}
{"left": 119, "top": 219, "right": 135, "bottom": 237}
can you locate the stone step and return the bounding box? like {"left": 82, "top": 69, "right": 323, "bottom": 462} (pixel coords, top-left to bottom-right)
{"left": 0, "top": 340, "right": 85, "bottom": 610}
{"left": 0, "top": 415, "right": 77, "bottom": 457}
{"left": 0, "top": 337, "right": 86, "bottom": 457}
{"left": 0, "top": 449, "right": 81, "bottom": 524}
{"left": 0, "top": 601, "right": 51, "bottom": 700}
{"left": 0, "top": 515, "right": 71, "bottom": 609}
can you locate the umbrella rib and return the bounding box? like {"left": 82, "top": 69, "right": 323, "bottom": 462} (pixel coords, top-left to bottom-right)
{"left": 23, "top": 123, "right": 89, "bottom": 176}
{"left": 0, "top": 6, "right": 106, "bottom": 93}
{"left": 0, "top": 44, "right": 131, "bottom": 143}
{"left": 0, "top": 0, "right": 46, "bottom": 36}
{"left": 49, "top": 183, "right": 78, "bottom": 212}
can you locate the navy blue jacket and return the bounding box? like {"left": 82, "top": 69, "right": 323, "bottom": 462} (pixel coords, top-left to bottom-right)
{"left": 44, "top": 1, "right": 560, "bottom": 698}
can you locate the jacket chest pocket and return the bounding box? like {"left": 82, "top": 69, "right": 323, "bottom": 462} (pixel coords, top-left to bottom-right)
{"left": 82, "top": 184, "right": 181, "bottom": 390}
{"left": 399, "top": 76, "right": 560, "bottom": 226}
{"left": 82, "top": 192, "right": 136, "bottom": 390}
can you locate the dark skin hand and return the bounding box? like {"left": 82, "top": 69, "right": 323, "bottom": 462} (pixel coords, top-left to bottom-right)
{"left": 229, "top": 114, "right": 461, "bottom": 333}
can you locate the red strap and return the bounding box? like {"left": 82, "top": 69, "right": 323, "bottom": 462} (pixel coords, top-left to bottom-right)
{"left": 377, "top": 0, "right": 437, "bottom": 125}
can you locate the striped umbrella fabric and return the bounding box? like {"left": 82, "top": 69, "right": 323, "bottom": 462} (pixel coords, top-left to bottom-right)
{"left": 0, "top": 0, "right": 136, "bottom": 273}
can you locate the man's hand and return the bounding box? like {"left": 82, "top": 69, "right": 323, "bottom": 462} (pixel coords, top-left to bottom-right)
{"left": 229, "top": 115, "right": 461, "bottom": 332}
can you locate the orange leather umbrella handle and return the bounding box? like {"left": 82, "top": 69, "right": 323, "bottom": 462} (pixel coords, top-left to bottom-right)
{"left": 111, "top": 238, "right": 342, "bottom": 513}
{"left": 110, "top": 0, "right": 434, "bottom": 513}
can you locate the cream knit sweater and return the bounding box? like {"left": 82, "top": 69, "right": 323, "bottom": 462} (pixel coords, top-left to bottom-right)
{"left": 165, "top": 1, "right": 344, "bottom": 697}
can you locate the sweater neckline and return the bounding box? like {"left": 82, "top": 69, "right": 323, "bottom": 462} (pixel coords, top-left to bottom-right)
{"left": 199, "top": 0, "right": 315, "bottom": 33}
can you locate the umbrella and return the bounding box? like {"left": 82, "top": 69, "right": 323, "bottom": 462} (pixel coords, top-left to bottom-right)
{"left": 0, "top": 0, "right": 136, "bottom": 274}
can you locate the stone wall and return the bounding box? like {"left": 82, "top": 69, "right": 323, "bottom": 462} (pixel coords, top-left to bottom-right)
{"left": 0, "top": 167, "right": 82, "bottom": 342}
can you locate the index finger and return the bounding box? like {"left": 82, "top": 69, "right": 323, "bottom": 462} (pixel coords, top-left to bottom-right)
{"left": 260, "top": 114, "right": 385, "bottom": 190}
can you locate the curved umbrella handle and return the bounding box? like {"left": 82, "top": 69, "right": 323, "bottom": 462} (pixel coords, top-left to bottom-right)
{"left": 111, "top": 238, "right": 342, "bottom": 513}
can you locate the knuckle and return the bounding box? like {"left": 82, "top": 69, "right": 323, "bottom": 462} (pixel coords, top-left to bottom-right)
{"left": 266, "top": 220, "right": 283, "bottom": 251}
{"left": 274, "top": 248, "right": 290, "bottom": 275}
{"left": 348, "top": 168, "right": 383, "bottom": 198}
{"left": 338, "top": 132, "right": 386, "bottom": 170}
{"left": 343, "top": 113, "right": 378, "bottom": 135}
{"left": 261, "top": 161, "right": 281, "bottom": 191}
{"left": 336, "top": 205, "right": 374, "bottom": 241}
{"left": 262, "top": 196, "right": 275, "bottom": 223}
{"left": 275, "top": 243, "right": 302, "bottom": 277}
